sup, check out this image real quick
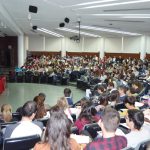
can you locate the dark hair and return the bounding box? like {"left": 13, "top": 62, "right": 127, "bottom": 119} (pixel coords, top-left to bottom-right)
{"left": 127, "top": 109, "right": 144, "bottom": 130}
{"left": 118, "top": 85, "right": 127, "bottom": 93}
{"left": 98, "top": 94, "right": 109, "bottom": 106}
{"left": 97, "top": 85, "right": 105, "bottom": 93}
{"left": 109, "top": 90, "right": 120, "bottom": 103}
{"left": 22, "top": 101, "right": 37, "bottom": 117}
{"left": 64, "top": 88, "right": 71, "bottom": 97}
{"left": 124, "top": 96, "right": 135, "bottom": 106}
{"left": 46, "top": 105, "right": 71, "bottom": 150}
{"left": 101, "top": 107, "right": 120, "bottom": 132}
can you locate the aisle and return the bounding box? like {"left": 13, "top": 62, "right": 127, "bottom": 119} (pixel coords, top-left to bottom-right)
{"left": 0, "top": 83, "right": 85, "bottom": 112}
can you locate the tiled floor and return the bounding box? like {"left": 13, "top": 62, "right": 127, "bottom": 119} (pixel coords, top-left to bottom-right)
{"left": 0, "top": 83, "right": 85, "bottom": 112}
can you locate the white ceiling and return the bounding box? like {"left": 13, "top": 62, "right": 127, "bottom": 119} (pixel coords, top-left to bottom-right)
{"left": 0, "top": 0, "right": 150, "bottom": 37}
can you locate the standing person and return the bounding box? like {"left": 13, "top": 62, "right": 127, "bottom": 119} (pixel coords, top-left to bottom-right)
{"left": 84, "top": 107, "right": 127, "bottom": 150}
{"left": 34, "top": 105, "right": 80, "bottom": 150}
{"left": 64, "top": 88, "right": 73, "bottom": 106}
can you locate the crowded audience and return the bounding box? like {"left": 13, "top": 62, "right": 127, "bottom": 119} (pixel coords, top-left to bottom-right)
{"left": 0, "top": 55, "right": 150, "bottom": 149}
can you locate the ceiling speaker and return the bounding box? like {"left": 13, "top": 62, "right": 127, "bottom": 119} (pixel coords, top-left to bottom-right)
{"left": 59, "top": 23, "right": 65, "bottom": 27}
{"left": 32, "top": 26, "right": 37, "bottom": 30}
{"left": 64, "top": 17, "right": 70, "bottom": 23}
{"left": 29, "top": 5, "right": 38, "bottom": 13}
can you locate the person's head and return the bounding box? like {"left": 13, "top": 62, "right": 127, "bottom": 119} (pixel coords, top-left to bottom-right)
{"left": 33, "top": 96, "right": 44, "bottom": 106}
{"left": 21, "top": 101, "right": 37, "bottom": 120}
{"left": 124, "top": 96, "right": 135, "bottom": 109}
{"left": 1, "top": 104, "right": 12, "bottom": 122}
{"left": 98, "top": 94, "right": 109, "bottom": 106}
{"left": 125, "top": 109, "right": 144, "bottom": 130}
{"left": 107, "top": 82, "right": 114, "bottom": 90}
{"left": 132, "top": 81, "right": 142, "bottom": 90}
{"left": 64, "top": 88, "right": 71, "bottom": 97}
{"left": 38, "top": 93, "right": 46, "bottom": 101}
{"left": 57, "top": 97, "right": 68, "bottom": 110}
{"left": 118, "top": 85, "right": 127, "bottom": 95}
{"left": 109, "top": 90, "right": 120, "bottom": 104}
{"left": 46, "top": 105, "right": 71, "bottom": 150}
{"left": 99, "top": 107, "right": 120, "bottom": 133}
{"left": 97, "top": 85, "right": 105, "bottom": 94}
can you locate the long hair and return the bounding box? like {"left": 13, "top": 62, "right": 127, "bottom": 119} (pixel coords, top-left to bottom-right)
{"left": 46, "top": 105, "right": 71, "bottom": 150}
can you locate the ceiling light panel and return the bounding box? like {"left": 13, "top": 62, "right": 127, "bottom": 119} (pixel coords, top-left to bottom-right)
{"left": 79, "top": 25, "right": 141, "bottom": 36}
{"left": 57, "top": 27, "right": 101, "bottom": 37}
{"left": 75, "top": 0, "right": 150, "bottom": 9}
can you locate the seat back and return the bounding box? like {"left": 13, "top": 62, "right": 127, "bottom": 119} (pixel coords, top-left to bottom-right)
{"left": 3, "top": 134, "right": 41, "bottom": 150}
{"left": 12, "top": 112, "right": 22, "bottom": 121}
{"left": 83, "top": 123, "right": 101, "bottom": 139}
{"left": 0, "top": 121, "right": 18, "bottom": 130}
{"left": 138, "top": 140, "right": 150, "bottom": 150}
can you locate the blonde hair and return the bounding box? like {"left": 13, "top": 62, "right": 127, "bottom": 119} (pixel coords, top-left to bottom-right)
{"left": 1, "top": 104, "right": 12, "bottom": 122}
{"left": 57, "top": 97, "right": 68, "bottom": 110}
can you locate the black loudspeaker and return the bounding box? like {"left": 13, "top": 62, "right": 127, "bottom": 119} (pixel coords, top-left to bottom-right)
{"left": 59, "top": 23, "right": 65, "bottom": 27}
{"left": 29, "top": 5, "right": 38, "bottom": 13}
{"left": 64, "top": 17, "right": 70, "bottom": 23}
{"left": 32, "top": 26, "right": 37, "bottom": 30}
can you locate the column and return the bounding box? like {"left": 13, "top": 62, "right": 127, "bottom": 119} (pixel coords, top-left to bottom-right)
{"left": 24, "top": 35, "right": 29, "bottom": 60}
{"left": 43, "top": 36, "right": 46, "bottom": 51}
{"left": 121, "top": 36, "right": 124, "bottom": 52}
{"left": 18, "top": 34, "right": 24, "bottom": 67}
{"left": 61, "top": 37, "right": 66, "bottom": 57}
{"left": 140, "top": 35, "right": 146, "bottom": 60}
{"left": 99, "top": 37, "right": 105, "bottom": 59}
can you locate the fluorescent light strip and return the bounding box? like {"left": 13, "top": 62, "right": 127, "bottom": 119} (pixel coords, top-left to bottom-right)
{"left": 69, "top": 0, "right": 119, "bottom": 7}
{"left": 89, "top": 14, "right": 150, "bottom": 17}
{"left": 76, "top": 0, "right": 150, "bottom": 9}
{"left": 37, "top": 28, "right": 64, "bottom": 37}
{"left": 41, "top": 28, "right": 64, "bottom": 37}
{"left": 57, "top": 28, "right": 101, "bottom": 37}
{"left": 79, "top": 25, "right": 141, "bottom": 36}
{"left": 123, "top": 16, "right": 150, "bottom": 18}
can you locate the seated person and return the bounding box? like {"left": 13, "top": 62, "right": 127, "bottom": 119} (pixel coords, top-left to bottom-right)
{"left": 64, "top": 88, "right": 73, "bottom": 106}
{"left": 75, "top": 101, "right": 100, "bottom": 133}
{"left": 118, "top": 85, "right": 127, "bottom": 102}
{"left": 84, "top": 107, "right": 127, "bottom": 150}
{"left": 125, "top": 109, "right": 150, "bottom": 149}
{"left": 34, "top": 105, "right": 80, "bottom": 150}
{"left": 0, "top": 104, "right": 12, "bottom": 123}
{"left": 4, "top": 101, "right": 42, "bottom": 139}
{"left": 119, "top": 96, "right": 137, "bottom": 117}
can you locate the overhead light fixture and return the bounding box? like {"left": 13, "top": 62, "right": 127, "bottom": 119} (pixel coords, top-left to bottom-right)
{"left": 87, "top": 14, "right": 150, "bottom": 17}
{"left": 79, "top": 25, "right": 141, "bottom": 36}
{"left": 37, "top": 28, "right": 64, "bottom": 37}
{"left": 57, "top": 27, "right": 101, "bottom": 37}
{"left": 67, "top": 0, "right": 119, "bottom": 7}
{"left": 76, "top": 0, "right": 150, "bottom": 9}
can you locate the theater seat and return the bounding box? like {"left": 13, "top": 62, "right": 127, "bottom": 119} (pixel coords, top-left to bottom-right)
{"left": 3, "top": 134, "right": 41, "bottom": 150}
{"left": 138, "top": 140, "right": 150, "bottom": 150}
{"left": 83, "top": 123, "right": 101, "bottom": 139}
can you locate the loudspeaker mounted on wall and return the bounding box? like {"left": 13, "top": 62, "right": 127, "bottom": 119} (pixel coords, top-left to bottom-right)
{"left": 59, "top": 23, "right": 65, "bottom": 27}
{"left": 32, "top": 26, "right": 37, "bottom": 30}
{"left": 64, "top": 17, "right": 70, "bottom": 23}
{"left": 29, "top": 5, "right": 38, "bottom": 13}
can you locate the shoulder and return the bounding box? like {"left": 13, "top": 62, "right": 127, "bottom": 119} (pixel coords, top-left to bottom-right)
{"left": 34, "top": 142, "right": 50, "bottom": 150}
{"left": 69, "top": 138, "right": 80, "bottom": 150}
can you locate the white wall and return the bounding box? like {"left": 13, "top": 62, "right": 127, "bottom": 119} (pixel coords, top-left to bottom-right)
{"left": 104, "top": 37, "right": 122, "bottom": 52}
{"left": 123, "top": 37, "right": 141, "bottom": 53}
{"left": 28, "top": 35, "right": 148, "bottom": 55}
{"left": 45, "top": 37, "right": 61, "bottom": 51}
{"left": 146, "top": 36, "right": 150, "bottom": 53}
{"left": 29, "top": 36, "right": 44, "bottom": 51}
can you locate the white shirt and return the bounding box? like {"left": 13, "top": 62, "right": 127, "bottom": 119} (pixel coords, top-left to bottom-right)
{"left": 11, "top": 121, "right": 42, "bottom": 138}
